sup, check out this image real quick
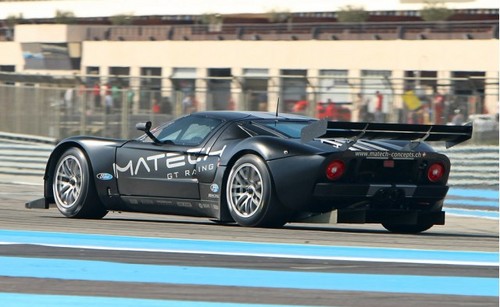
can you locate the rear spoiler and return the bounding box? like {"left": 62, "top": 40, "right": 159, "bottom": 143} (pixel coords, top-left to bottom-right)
{"left": 301, "top": 120, "right": 473, "bottom": 149}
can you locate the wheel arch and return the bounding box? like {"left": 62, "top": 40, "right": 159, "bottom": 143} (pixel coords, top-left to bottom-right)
{"left": 219, "top": 149, "right": 269, "bottom": 221}
{"left": 218, "top": 137, "right": 323, "bottom": 215}
{"left": 44, "top": 141, "right": 88, "bottom": 202}
{"left": 44, "top": 138, "right": 121, "bottom": 206}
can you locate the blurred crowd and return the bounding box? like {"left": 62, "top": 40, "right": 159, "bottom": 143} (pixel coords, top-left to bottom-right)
{"left": 58, "top": 82, "right": 491, "bottom": 127}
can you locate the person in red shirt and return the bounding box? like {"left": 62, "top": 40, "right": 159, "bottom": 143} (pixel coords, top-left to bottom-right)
{"left": 152, "top": 98, "right": 161, "bottom": 113}
{"left": 324, "top": 99, "right": 337, "bottom": 120}
{"left": 293, "top": 97, "right": 308, "bottom": 113}
{"left": 374, "top": 91, "right": 384, "bottom": 122}
{"left": 316, "top": 102, "right": 326, "bottom": 119}
{"left": 433, "top": 92, "right": 445, "bottom": 124}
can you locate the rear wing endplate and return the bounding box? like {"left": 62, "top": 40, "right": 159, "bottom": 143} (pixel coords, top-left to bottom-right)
{"left": 301, "top": 120, "right": 473, "bottom": 149}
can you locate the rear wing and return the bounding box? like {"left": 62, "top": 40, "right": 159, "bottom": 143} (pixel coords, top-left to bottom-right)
{"left": 301, "top": 120, "right": 473, "bottom": 149}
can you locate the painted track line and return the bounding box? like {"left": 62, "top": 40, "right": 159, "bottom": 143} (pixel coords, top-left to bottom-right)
{"left": 0, "top": 256, "right": 497, "bottom": 297}
{"left": 446, "top": 208, "right": 499, "bottom": 220}
{"left": 0, "top": 293, "right": 308, "bottom": 307}
{"left": 0, "top": 230, "right": 497, "bottom": 267}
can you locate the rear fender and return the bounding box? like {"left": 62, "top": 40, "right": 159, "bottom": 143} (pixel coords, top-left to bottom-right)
{"left": 219, "top": 136, "right": 324, "bottom": 211}
{"left": 219, "top": 136, "right": 321, "bottom": 166}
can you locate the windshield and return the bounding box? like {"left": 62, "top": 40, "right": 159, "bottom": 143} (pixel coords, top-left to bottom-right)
{"left": 138, "top": 115, "right": 222, "bottom": 146}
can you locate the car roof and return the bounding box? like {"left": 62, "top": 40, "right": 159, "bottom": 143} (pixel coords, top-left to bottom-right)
{"left": 193, "top": 111, "right": 313, "bottom": 121}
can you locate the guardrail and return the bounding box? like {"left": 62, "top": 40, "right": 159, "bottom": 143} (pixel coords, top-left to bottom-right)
{"left": 0, "top": 133, "right": 55, "bottom": 176}
{"left": 435, "top": 146, "right": 498, "bottom": 187}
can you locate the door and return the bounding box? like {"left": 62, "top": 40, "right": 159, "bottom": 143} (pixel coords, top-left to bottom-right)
{"left": 114, "top": 115, "right": 223, "bottom": 199}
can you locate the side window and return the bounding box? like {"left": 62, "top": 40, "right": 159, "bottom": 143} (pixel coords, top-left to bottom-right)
{"left": 153, "top": 115, "right": 222, "bottom": 146}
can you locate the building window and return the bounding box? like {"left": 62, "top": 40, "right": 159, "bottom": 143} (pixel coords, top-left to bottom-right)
{"left": 108, "top": 66, "right": 130, "bottom": 109}
{"left": 281, "top": 69, "right": 307, "bottom": 113}
{"left": 451, "top": 71, "right": 486, "bottom": 116}
{"left": 139, "top": 67, "right": 162, "bottom": 110}
{"left": 85, "top": 66, "right": 100, "bottom": 87}
{"left": 0, "top": 65, "right": 15, "bottom": 85}
{"left": 171, "top": 68, "right": 197, "bottom": 114}
{"left": 242, "top": 69, "right": 268, "bottom": 111}
{"left": 318, "top": 70, "right": 350, "bottom": 104}
{"left": 208, "top": 68, "right": 232, "bottom": 110}
{"left": 361, "top": 70, "right": 392, "bottom": 122}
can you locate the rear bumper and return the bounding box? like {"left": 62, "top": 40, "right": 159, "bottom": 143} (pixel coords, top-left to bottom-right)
{"left": 314, "top": 183, "right": 447, "bottom": 225}
{"left": 314, "top": 183, "right": 449, "bottom": 200}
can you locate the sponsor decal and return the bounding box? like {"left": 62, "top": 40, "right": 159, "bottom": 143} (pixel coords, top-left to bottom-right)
{"left": 96, "top": 173, "right": 113, "bottom": 180}
{"left": 354, "top": 151, "right": 426, "bottom": 159}
{"left": 113, "top": 146, "right": 226, "bottom": 178}
{"left": 208, "top": 183, "right": 220, "bottom": 199}
{"left": 210, "top": 184, "right": 220, "bottom": 193}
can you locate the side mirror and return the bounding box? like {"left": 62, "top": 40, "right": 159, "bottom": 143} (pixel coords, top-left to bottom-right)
{"left": 136, "top": 121, "right": 152, "bottom": 132}
{"left": 136, "top": 121, "right": 160, "bottom": 144}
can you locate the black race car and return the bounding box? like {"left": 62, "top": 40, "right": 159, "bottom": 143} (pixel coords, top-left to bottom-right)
{"left": 27, "top": 111, "right": 472, "bottom": 233}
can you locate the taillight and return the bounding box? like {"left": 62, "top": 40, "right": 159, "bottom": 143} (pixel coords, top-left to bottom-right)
{"left": 326, "top": 160, "right": 345, "bottom": 180}
{"left": 427, "top": 163, "right": 445, "bottom": 182}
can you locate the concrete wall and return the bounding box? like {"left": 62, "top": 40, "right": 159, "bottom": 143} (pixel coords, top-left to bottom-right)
{"left": 80, "top": 39, "right": 498, "bottom": 72}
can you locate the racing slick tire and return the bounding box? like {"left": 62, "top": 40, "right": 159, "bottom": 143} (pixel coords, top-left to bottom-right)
{"left": 226, "top": 154, "right": 288, "bottom": 228}
{"left": 381, "top": 222, "right": 434, "bottom": 234}
{"left": 52, "top": 147, "right": 108, "bottom": 219}
{"left": 382, "top": 201, "right": 444, "bottom": 234}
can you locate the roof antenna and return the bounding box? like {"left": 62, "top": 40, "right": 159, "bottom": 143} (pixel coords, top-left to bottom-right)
{"left": 275, "top": 97, "right": 280, "bottom": 118}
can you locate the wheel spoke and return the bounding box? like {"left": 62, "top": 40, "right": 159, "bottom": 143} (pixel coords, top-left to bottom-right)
{"left": 235, "top": 194, "right": 248, "bottom": 211}
{"left": 54, "top": 155, "right": 83, "bottom": 209}
{"left": 243, "top": 198, "right": 253, "bottom": 215}
{"left": 61, "top": 187, "right": 72, "bottom": 203}
{"left": 59, "top": 183, "right": 71, "bottom": 195}
{"left": 234, "top": 173, "right": 244, "bottom": 186}
{"left": 228, "top": 162, "right": 266, "bottom": 218}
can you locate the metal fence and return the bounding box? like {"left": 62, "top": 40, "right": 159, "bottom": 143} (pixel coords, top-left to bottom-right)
{"left": 0, "top": 75, "right": 498, "bottom": 141}
{"left": 46, "top": 21, "right": 500, "bottom": 41}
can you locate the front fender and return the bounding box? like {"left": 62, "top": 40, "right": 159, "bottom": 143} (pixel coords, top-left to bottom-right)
{"left": 44, "top": 137, "right": 126, "bottom": 208}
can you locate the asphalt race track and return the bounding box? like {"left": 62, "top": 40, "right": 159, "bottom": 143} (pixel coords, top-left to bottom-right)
{"left": 0, "top": 177, "right": 498, "bottom": 307}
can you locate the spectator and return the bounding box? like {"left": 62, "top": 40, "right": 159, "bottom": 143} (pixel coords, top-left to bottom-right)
{"left": 433, "top": 92, "right": 445, "bottom": 124}
{"left": 64, "top": 88, "right": 74, "bottom": 112}
{"left": 451, "top": 109, "right": 464, "bottom": 125}
{"left": 92, "top": 82, "right": 101, "bottom": 109}
{"left": 104, "top": 93, "right": 113, "bottom": 114}
{"left": 182, "top": 94, "right": 197, "bottom": 114}
{"left": 152, "top": 98, "right": 161, "bottom": 113}
{"left": 355, "top": 93, "right": 368, "bottom": 122}
{"left": 161, "top": 96, "right": 173, "bottom": 114}
{"left": 292, "top": 96, "right": 308, "bottom": 113}
{"left": 182, "top": 95, "right": 192, "bottom": 114}
{"left": 324, "top": 99, "right": 337, "bottom": 120}
{"left": 111, "top": 84, "right": 121, "bottom": 108}
{"left": 126, "top": 86, "right": 135, "bottom": 113}
{"left": 228, "top": 96, "right": 235, "bottom": 110}
{"left": 374, "top": 91, "right": 384, "bottom": 122}
{"left": 316, "top": 102, "right": 326, "bottom": 119}
{"left": 249, "top": 92, "right": 259, "bottom": 111}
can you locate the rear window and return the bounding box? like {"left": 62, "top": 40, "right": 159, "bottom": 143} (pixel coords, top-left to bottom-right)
{"left": 257, "top": 121, "right": 314, "bottom": 138}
